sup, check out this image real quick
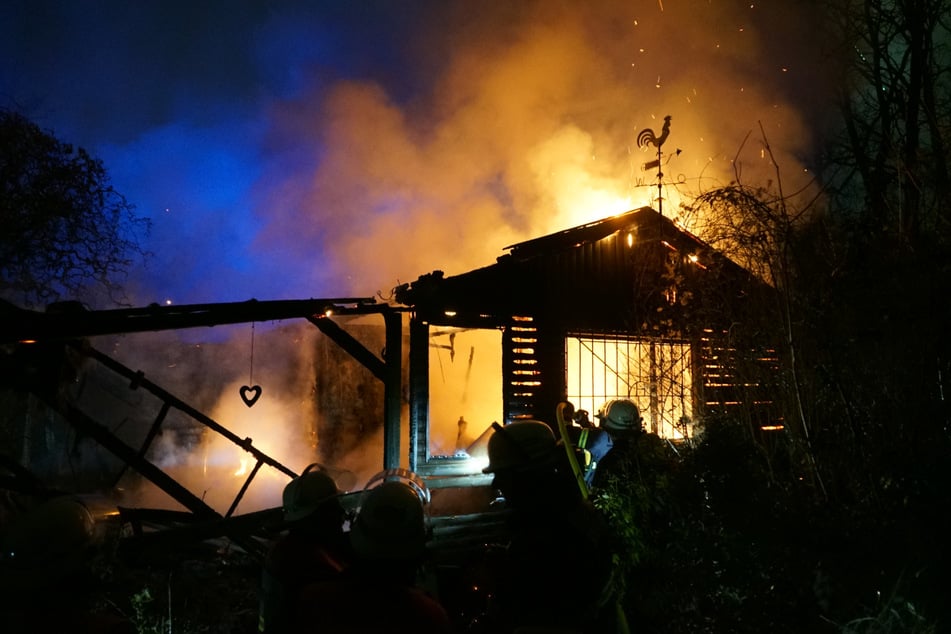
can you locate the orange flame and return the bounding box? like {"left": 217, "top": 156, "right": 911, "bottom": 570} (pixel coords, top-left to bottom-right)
{"left": 234, "top": 457, "right": 250, "bottom": 477}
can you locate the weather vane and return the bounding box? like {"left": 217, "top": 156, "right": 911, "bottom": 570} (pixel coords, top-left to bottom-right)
{"left": 637, "top": 115, "right": 672, "bottom": 216}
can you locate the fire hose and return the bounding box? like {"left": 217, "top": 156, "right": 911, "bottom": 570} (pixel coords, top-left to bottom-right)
{"left": 555, "top": 401, "right": 589, "bottom": 500}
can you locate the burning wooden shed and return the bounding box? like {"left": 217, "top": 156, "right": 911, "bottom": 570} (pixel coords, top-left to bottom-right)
{"left": 0, "top": 206, "right": 780, "bottom": 527}
{"left": 396, "top": 206, "right": 780, "bottom": 484}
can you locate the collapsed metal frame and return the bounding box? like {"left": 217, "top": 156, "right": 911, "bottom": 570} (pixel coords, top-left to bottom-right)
{"left": 3, "top": 298, "right": 404, "bottom": 551}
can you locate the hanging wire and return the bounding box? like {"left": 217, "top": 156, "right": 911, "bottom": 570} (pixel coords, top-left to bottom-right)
{"left": 249, "top": 321, "right": 255, "bottom": 385}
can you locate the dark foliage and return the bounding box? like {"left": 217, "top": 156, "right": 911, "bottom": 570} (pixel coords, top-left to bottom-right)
{"left": 661, "top": 183, "right": 951, "bottom": 631}
{"left": 659, "top": 2, "right": 951, "bottom": 625}
{"left": 599, "top": 411, "right": 949, "bottom": 634}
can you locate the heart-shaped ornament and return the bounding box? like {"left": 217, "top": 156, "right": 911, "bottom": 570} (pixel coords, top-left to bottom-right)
{"left": 239, "top": 384, "right": 262, "bottom": 407}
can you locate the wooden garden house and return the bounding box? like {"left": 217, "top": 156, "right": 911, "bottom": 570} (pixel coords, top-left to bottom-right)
{"left": 395, "top": 206, "right": 780, "bottom": 482}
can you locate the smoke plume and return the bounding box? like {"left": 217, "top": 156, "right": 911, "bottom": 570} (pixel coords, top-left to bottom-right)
{"left": 253, "top": 0, "right": 822, "bottom": 296}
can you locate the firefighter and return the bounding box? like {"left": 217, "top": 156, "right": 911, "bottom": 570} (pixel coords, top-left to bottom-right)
{"left": 588, "top": 399, "right": 673, "bottom": 492}
{"left": 477, "top": 420, "right": 614, "bottom": 634}
{"left": 259, "top": 464, "right": 351, "bottom": 634}
{"left": 585, "top": 399, "right": 641, "bottom": 489}
{"left": 556, "top": 401, "right": 615, "bottom": 491}
{"left": 0, "top": 495, "right": 135, "bottom": 633}
{"left": 588, "top": 399, "right": 678, "bottom": 634}
{"left": 294, "top": 475, "right": 453, "bottom": 633}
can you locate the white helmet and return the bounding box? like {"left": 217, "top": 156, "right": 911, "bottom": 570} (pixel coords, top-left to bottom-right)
{"left": 596, "top": 399, "right": 643, "bottom": 434}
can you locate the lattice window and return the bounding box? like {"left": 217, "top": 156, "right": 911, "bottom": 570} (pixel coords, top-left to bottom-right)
{"left": 566, "top": 334, "right": 694, "bottom": 439}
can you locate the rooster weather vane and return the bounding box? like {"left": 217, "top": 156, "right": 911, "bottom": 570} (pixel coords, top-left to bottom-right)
{"left": 637, "top": 115, "right": 673, "bottom": 215}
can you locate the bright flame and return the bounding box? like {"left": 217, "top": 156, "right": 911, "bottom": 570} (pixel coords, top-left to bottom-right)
{"left": 234, "top": 457, "right": 250, "bottom": 477}
{"left": 526, "top": 126, "right": 638, "bottom": 232}
{"left": 144, "top": 373, "right": 322, "bottom": 515}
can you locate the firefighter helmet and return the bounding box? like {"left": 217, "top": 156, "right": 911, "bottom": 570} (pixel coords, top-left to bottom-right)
{"left": 596, "top": 399, "right": 643, "bottom": 434}
{"left": 482, "top": 419, "right": 557, "bottom": 474}
{"left": 349, "top": 481, "right": 427, "bottom": 561}
{"left": 0, "top": 496, "right": 97, "bottom": 591}
{"left": 361, "top": 468, "right": 430, "bottom": 505}
{"left": 283, "top": 463, "right": 340, "bottom": 523}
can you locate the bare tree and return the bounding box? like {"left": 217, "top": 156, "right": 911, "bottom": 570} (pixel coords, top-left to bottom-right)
{"left": 0, "top": 109, "right": 149, "bottom": 309}
{"left": 821, "top": 0, "right": 951, "bottom": 244}
{"left": 683, "top": 0, "right": 951, "bottom": 505}
{"left": 814, "top": 0, "right": 951, "bottom": 485}
{"left": 684, "top": 125, "right": 828, "bottom": 499}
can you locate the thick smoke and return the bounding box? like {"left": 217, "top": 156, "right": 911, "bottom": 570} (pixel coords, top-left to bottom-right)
{"left": 103, "top": 322, "right": 341, "bottom": 514}
{"left": 254, "top": 0, "right": 820, "bottom": 296}
{"left": 8, "top": 1, "right": 827, "bottom": 511}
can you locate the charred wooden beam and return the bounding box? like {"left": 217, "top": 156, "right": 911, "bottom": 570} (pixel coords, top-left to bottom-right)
{"left": 39, "top": 398, "right": 220, "bottom": 521}
{"left": 307, "top": 310, "right": 403, "bottom": 469}
{"left": 409, "top": 318, "right": 429, "bottom": 472}
{"left": 382, "top": 310, "right": 402, "bottom": 470}
{"left": 307, "top": 314, "right": 386, "bottom": 380}
{"left": 79, "top": 343, "right": 298, "bottom": 480}
{"left": 117, "top": 506, "right": 282, "bottom": 561}
{"left": 1, "top": 297, "right": 386, "bottom": 344}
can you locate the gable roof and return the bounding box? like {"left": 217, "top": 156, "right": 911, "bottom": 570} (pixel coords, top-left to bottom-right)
{"left": 395, "top": 207, "right": 762, "bottom": 331}
{"left": 505, "top": 206, "right": 689, "bottom": 255}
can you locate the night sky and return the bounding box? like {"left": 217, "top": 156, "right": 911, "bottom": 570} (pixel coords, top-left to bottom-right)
{"left": 1, "top": 0, "right": 826, "bottom": 307}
